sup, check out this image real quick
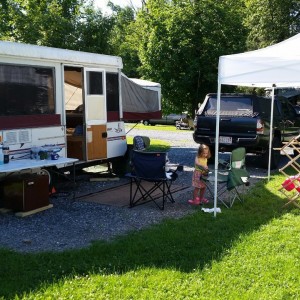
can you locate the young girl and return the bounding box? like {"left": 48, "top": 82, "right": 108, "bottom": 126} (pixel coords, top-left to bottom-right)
{"left": 188, "top": 144, "right": 211, "bottom": 205}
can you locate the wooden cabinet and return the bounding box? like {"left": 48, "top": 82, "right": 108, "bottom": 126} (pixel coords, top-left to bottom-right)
{"left": 87, "top": 125, "right": 107, "bottom": 160}
{"left": 67, "top": 135, "right": 84, "bottom": 160}
{"left": 0, "top": 174, "right": 49, "bottom": 212}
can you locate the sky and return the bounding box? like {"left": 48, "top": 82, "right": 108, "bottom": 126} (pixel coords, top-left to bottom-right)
{"left": 94, "top": 0, "right": 142, "bottom": 15}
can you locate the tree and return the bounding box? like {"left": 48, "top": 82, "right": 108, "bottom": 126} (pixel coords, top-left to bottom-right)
{"left": 0, "top": 0, "right": 11, "bottom": 39}
{"left": 107, "top": 3, "right": 140, "bottom": 77}
{"left": 75, "top": 3, "right": 115, "bottom": 54}
{"left": 133, "top": 0, "right": 247, "bottom": 114}
{"left": 244, "top": 0, "right": 300, "bottom": 49}
{"left": 0, "top": 0, "right": 84, "bottom": 48}
{"left": 0, "top": 0, "right": 119, "bottom": 54}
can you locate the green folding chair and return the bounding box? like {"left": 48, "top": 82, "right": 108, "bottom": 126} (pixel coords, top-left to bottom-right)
{"left": 219, "top": 147, "right": 246, "bottom": 170}
{"left": 204, "top": 147, "right": 250, "bottom": 207}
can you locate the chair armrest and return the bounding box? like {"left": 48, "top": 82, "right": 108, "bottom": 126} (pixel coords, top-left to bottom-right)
{"left": 218, "top": 158, "right": 230, "bottom": 169}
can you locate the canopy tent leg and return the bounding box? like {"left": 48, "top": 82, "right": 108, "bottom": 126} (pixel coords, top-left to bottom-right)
{"left": 267, "top": 85, "right": 276, "bottom": 181}
{"left": 213, "top": 81, "right": 222, "bottom": 217}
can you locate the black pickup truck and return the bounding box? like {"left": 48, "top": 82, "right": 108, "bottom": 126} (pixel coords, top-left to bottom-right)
{"left": 193, "top": 93, "right": 300, "bottom": 169}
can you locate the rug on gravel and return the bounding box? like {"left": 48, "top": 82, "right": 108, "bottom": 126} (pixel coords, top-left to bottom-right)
{"left": 77, "top": 182, "right": 190, "bottom": 207}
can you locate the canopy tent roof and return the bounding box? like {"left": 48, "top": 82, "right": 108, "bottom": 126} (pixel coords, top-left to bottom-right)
{"left": 219, "top": 33, "right": 300, "bottom": 87}
{"left": 213, "top": 33, "right": 300, "bottom": 217}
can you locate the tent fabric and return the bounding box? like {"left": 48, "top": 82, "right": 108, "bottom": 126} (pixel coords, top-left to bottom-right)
{"left": 65, "top": 83, "right": 82, "bottom": 111}
{"left": 65, "top": 70, "right": 82, "bottom": 88}
{"left": 121, "top": 74, "right": 161, "bottom": 119}
{"left": 64, "top": 72, "right": 162, "bottom": 119}
{"left": 219, "top": 33, "right": 300, "bottom": 87}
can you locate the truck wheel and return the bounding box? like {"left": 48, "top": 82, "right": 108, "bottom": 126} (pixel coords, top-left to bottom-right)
{"left": 143, "top": 120, "right": 149, "bottom": 125}
{"left": 261, "top": 137, "right": 281, "bottom": 169}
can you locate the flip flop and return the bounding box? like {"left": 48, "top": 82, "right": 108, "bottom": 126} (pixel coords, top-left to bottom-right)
{"left": 200, "top": 198, "right": 209, "bottom": 204}
{"left": 188, "top": 199, "right": 201, "bottom": 205}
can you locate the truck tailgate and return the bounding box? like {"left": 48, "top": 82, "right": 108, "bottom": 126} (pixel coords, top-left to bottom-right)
{"left": 194, "top": 115, "right": 259, "bottom": 148}
{"left": 198, "top": 115, "right": 257, "bottom": 136}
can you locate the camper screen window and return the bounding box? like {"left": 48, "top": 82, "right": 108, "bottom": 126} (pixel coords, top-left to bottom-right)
{"left": 106, "top": 72, "right": 119, "bottom": 111}
{"left": 0, "top": 64, "right": 55, "bottom": 116}
{"left": 87, "top": 71, "right": 103, "bottom": 95}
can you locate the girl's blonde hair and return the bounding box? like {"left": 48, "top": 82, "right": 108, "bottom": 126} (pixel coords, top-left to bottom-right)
{"left": 197, "top": 144, "right": 211, "bottom": 159}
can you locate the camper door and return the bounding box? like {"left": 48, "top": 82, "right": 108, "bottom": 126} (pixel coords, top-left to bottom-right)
{"left": 84, "top": 68, "right": 107, "bottom": 161}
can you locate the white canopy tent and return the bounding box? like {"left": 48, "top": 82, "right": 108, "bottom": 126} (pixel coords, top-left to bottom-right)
{"left": 214, "top": 33, "right": 300, "bottom": 216}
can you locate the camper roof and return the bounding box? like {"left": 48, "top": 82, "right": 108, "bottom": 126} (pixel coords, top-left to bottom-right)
{"left": 0, "top": 41, "right": 123, "bottom": 68}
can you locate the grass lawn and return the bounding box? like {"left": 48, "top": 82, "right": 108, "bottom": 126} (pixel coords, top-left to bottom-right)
{"left": 1, "top": 141, "right": 300, "bottom": 299}
{"left": 125, "top": 123, "right": 179, "bottom": 131}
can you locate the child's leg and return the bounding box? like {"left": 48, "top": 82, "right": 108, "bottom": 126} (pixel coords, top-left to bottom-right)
{"left": 193, "top": 187, "right": 200, "bottom": 200}
{"left": 188, "top": 188, "right": 201, "bottom": 205}
{"left": 199, "top": 186, "right": 209, "bottom": 203}
{"left": 199, "top": 187, "right": 205, "bottom": 199}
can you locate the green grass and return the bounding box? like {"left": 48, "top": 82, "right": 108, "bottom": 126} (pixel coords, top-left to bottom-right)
{"left": 1, "top": 168, "right": 300, "bottom": 298}
{"left": 125, "top": 123, "right": 179, "bottom": 131}
{"left": 126, "top": 136, "right": 170, "bottom": 152}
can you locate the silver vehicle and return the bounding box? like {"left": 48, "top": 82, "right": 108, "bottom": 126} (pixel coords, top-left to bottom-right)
{"left": 143, "top": 113, "right": 189, "bottom": 126}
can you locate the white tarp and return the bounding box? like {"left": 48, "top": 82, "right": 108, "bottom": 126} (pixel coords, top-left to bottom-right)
{"left": 219, "top": 33, "right": 300, "bottom": 88}
{"left": 213, "top": 33, "right": 300, "bottom": 216}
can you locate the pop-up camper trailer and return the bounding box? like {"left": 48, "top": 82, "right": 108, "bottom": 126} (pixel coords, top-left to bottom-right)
{"left": 0, "top": 41, "right": 161, "bottom": 171}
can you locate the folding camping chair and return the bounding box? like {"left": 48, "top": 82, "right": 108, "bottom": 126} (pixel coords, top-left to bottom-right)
{"left": 125, "top": 150, "right": 182, "bottom": 210}
{"left": 203, "top": 147, "right": 250, "bottom": 208}
{"left": 219, "top": 147, "right": 247, "bottom": 170}
{"left": 133, "top": 135, "right": 150, "bottom": 151}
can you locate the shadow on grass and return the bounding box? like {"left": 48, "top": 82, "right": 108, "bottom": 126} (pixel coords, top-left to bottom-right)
{"left": 0, "top": 174, "right": 294, "bottom": 299}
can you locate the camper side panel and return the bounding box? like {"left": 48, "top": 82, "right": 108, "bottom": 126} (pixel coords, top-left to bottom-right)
{"left": 0, "top": 57, "right": 67, "bottom": 162}
{"left": 106, "top": 121, "right": 127, "bottom": 159}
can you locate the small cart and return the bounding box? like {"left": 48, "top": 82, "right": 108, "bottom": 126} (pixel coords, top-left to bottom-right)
{"left": 175, "top": 118, "right": 194, "bottom": 130}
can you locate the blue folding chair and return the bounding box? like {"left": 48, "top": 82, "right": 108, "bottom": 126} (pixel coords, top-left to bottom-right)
{"left": 126, "top": 150, "right": 181, "bottom": 210}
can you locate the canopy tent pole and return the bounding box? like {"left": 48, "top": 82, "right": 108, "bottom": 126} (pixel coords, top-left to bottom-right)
{"left": 267, "top": 85, "right": 276, "bottom": 181}
{"left": 213, "top": 81, "right": 222, "bottom": 217}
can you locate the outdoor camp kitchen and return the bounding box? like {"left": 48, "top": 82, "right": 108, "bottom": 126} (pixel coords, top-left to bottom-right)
{"left": 0, "top": 41, "right": 161, "bottom": 216}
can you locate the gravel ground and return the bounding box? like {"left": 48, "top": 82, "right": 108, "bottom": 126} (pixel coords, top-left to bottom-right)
{"left": 0, "top": 127, "right": 269, "bottom": 253}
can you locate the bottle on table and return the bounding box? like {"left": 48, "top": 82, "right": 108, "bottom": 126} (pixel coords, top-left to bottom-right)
{"left": 0, "top": 144, "right": 3, "bottom": 165}
{"left": 2, "top": 143, "right": 9, "bottom": 164}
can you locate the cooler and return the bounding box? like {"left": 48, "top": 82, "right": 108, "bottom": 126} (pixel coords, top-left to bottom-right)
{"left": 0, "top": 174, "right": 49, "bottom": 212}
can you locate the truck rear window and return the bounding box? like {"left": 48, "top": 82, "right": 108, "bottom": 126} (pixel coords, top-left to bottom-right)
{"left": 206, "top": 97, "right": 253, "bottom": 113}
